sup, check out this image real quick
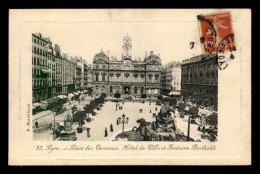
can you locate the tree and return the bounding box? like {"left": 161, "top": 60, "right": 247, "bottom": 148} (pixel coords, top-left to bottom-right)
{"left": 188, "top": 106, "right": 199, "bottom": 117}
{"left": 178, "top": 102, "right": 186, "bottom": 115}
{"left": 141, "top": 94, "right": 147, "bottom": 103}
{"left": 101, "top": 93, "right": 107, "bottom": 98}
{"left": 75, "top": 111, "right": 86, "bottom": 127}
{"left": 206, "top": 113, "right": 218, "bottom": 126}
{"left": 169, "top": 98, "right": 177, "bottom": 107}
{"left": 114, "top": 93, "right": 121, "bottom": 102}
{"left": 84, "top": 104, "right": 93, "bottom": 119}
{"left": 163, "top": 97, "right": 170, "bottom": 103}
{"left": 157, "top": 95, "right": 163, "bottom": 101}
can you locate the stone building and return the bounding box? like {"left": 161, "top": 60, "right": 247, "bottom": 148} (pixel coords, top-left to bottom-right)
{"left": 32, "top": 33, "right": 49, "bottom": 102}
{"left": 76, "top": 65, "right": 82, "bottom": 91}
{"left": 86, "top": 64, "right": 93, "bottom": 91}
{"left": 161, "top": 61, "right": 181, "bottom": 96}
{"left": 181, "top": 54, "right": 218, "bottom": 108}
{"left": 32, "top": 33, "right": 76, "bottom": 102}
{"left": 92, "top": 34, "right": 162, "bottom": 99}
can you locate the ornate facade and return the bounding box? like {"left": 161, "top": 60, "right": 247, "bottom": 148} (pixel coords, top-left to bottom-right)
{"left": 92, "top": 34, "right": 162, "bottom": 98}
{"left": 181, "top": 54, "right": 218, "bottom": 108}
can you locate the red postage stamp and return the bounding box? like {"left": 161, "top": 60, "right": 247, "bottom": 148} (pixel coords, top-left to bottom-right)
{"left": 198, "top": 12, "right": 235, "bottom": 54}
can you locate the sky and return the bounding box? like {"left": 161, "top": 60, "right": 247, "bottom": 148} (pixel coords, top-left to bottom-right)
{"left": 37, "top": 20, "right": 203, "bottom": 65}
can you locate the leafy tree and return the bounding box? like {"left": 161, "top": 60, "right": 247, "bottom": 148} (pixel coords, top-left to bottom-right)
{"left": 206, "top": 113, "right": 218, "bottom": 126}
{"left": 101, "top": 93, "right": 107, "bottom": 98}
{"left": 75, "top": 111, "right": 86, "bottom": 127}
{"left": 178, "top": 102, "right": 186, "bottom": 114}
{"left": 169, "top": 98, "right": 177, "bottom": 106}
{"left": 84, "top": 104, "right": 93, "bottom": 118}
{"left": 114, "top": 93, "right": 121, "bottom": 102}
{"left": 188, "top": 106, "right": 199, "bottom": 119}
{"left": 157, "top": 95, "right": 163, "bottom": 101}
{"left": 141, "top": 94, "right": 147, "bottom": 103}
{"left": 163, "top": 97, "right": 170, "bottom": 103}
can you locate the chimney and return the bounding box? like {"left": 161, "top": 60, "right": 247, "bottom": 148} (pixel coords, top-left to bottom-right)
{"left": 145, "top": 51, "right": 148, "bottom": 58}
{"left": 107, "top": 50, "right": 110, "bottom": 58}
{"left": 150, "top": 51, "right": 153, "bottom": 56}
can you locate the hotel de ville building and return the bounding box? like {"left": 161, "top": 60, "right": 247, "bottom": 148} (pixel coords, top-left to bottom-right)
{"left": 92, "top": 34, "right": 162, "bottom": 99}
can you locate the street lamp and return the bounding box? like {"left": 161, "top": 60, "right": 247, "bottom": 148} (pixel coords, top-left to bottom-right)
{"left": 185, "top": 105, "right": 191, "bottom": 142}
{"left": 117, "top": 114, "right": 129, "bottom": 137}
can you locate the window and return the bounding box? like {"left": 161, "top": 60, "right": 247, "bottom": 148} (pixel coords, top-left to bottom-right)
{"left": 34, "top": 69, "right": 36, "bottom": 75}
{"left": 34, "top": 47, "right": 36, "bottom": 53}
{"left": 102, "top": 65, "right": 105, "bottom": 69}
{"left": 102, "top": 75, "right": 105, "bottom": 81}
{"left": 110, "top": 86, "right": 113, "bottom": 93}
{"left": 96, "top": 65, "right": 99, "bottom": 69}
{"left": 37, "top": 48, "right": 39, "bottom": 55}
{"left": 134, "top": 87, "right": 137, "bottom": 94}
{"left": 96, "top": 74, "right": 99, "bottom": 81}
{"left": 141, "top": 87, "right": 144, "bottom": 94}
{"left": 37, "top": 69, "right": 39, "bottom": 75}
{"left": 40, "top": 49, "right": 42, "bottom": 56}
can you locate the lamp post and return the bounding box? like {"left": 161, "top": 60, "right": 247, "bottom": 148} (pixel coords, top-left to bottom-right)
{"left": 185, "top": 105, "right": 190, "bottom": 141}
{"left": 117, "top": 114, "right": 129, "bottom": 137}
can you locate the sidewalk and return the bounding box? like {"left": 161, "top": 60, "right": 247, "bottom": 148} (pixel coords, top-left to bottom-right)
{"left": 174, "top": 116, "right": 209, "bottom": 142}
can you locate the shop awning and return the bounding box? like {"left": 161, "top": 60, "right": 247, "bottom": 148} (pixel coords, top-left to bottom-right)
{"left": 41, "top": 69, "right": 50, "bottom": 74}
{"left": 169, "top": 91, "right": 181, "bottom": 95}
{"left": 40, "top": 100, "right": 48, "bottom": 104}
{"left": 57, "top": 95, "right": 67, "bottom": 99}
{"left": 33, "top": 103, "right": 41, "bottom": 107}
{"left": 68, "top": 93, "right": 75, "bottom": 98}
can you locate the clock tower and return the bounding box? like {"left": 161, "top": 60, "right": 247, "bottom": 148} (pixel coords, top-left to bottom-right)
{"left": 122, "top": 33, "right": 132, "bottom": 60}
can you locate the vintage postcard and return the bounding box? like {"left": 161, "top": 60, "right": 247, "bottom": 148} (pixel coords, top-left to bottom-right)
{"left": 9, "top": 9, "right": 251, "bottom": 165}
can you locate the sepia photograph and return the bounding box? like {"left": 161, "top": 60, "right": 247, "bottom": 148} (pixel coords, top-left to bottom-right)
{"left": 9, "top": 9, "right": 251, "bottom": 165}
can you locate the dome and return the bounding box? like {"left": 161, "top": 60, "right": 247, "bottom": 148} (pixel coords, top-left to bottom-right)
{"left": 145, "top": 51, "right": 161, "bottom": 64}
{"left": 93, "top": 50, "right": 109, "bottom": 62}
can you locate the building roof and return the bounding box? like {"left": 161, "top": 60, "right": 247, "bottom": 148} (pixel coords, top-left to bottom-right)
{"left": 93, "top": 50, "right": 109, "bottom": 62}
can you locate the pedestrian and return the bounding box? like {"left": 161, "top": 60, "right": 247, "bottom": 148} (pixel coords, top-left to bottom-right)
{"left": 117, "top": 118, "right": 119, "bottom": 125}
{"left": 104, "top": 127, "right": 108, "bottom": 137}
{"left": 110, "top": 124, "right": 113, "bottom": 132}
{"left": 155, "top": 107, "right": 157, "bottom": 111}
{"left": 116, "top": 107, "right": 117, "bottom": 111}
{"left": 35, "top": 121, "right": 38, "bottom": 128}
{"left": 87, "top": 128, "right": 90, "bottom": 137}
{"left": 49, "top": 123, "right": 52, "bottom": 130}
